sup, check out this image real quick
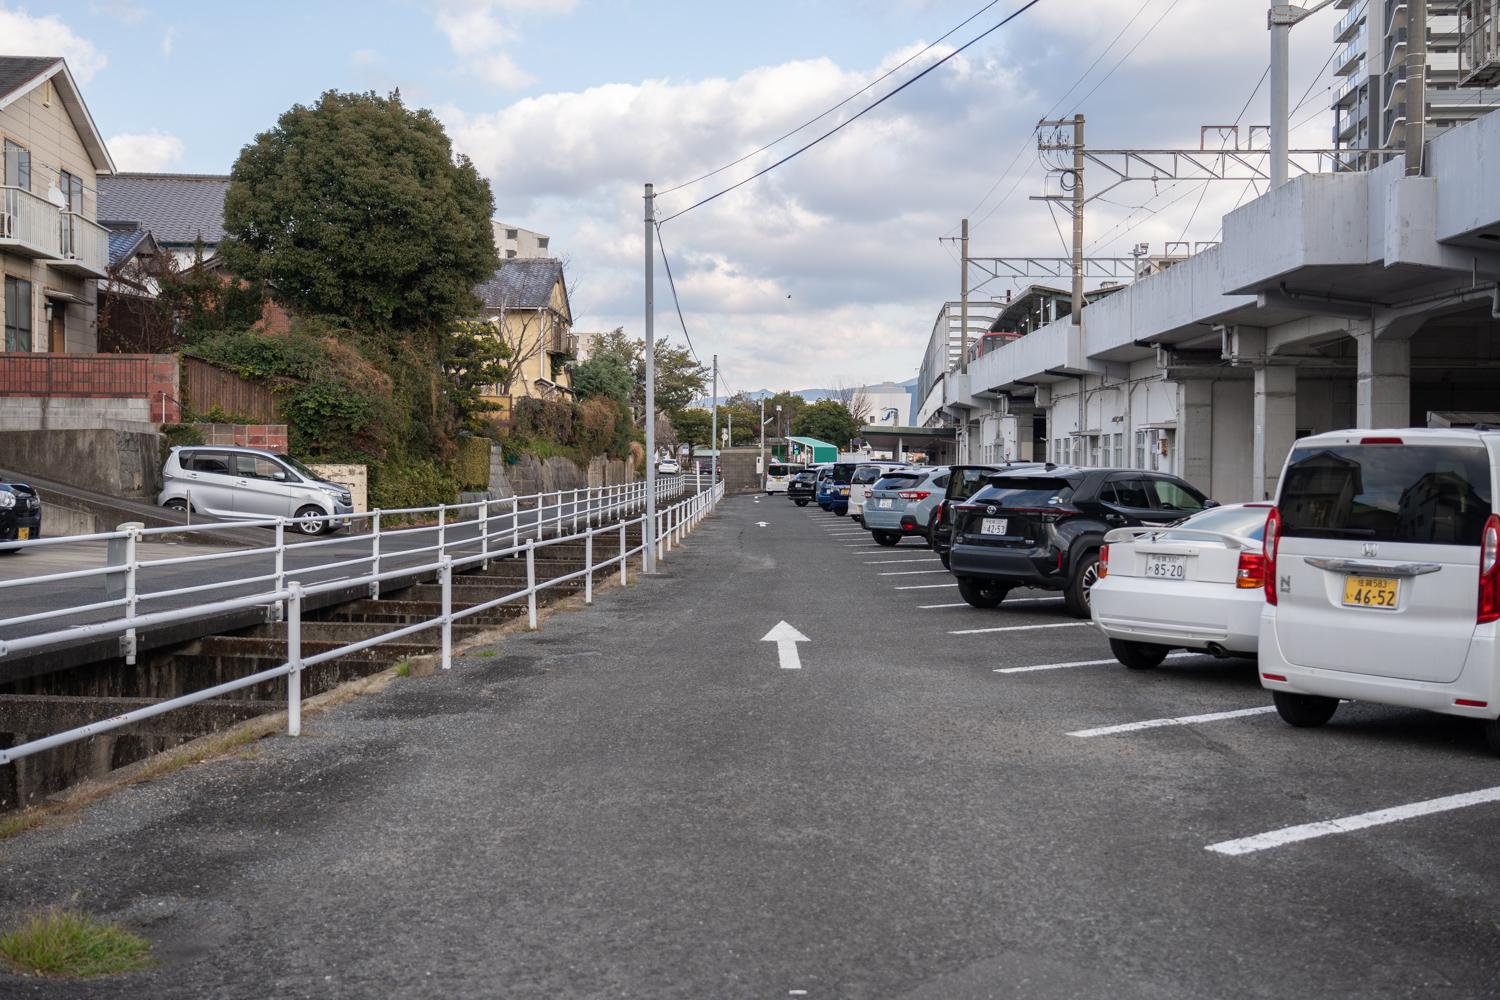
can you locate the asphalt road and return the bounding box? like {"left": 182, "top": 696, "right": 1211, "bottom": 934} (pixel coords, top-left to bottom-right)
{"left": 0, "top": 490, "right": 670, "bottom": 643}
{"left": 3, "top": 494, "right": 1500, "bottom": 998}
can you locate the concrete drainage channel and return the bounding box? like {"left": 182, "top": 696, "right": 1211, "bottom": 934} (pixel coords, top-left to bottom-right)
{"left": 0, "top": 523, "right": 648, "bottom": 813}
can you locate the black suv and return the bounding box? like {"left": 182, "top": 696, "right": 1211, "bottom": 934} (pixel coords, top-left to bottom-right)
{"left": 948, "top": 466, "right": 1213, "bottom": 616}
{"left": 928, "top": 464, "right": 1039, "bottom": 567}
{"left": 0, "top": 477, "right": 42, "bottom": 550}
{"left": 787, "top": 468, "right": 820, "bottom": 507}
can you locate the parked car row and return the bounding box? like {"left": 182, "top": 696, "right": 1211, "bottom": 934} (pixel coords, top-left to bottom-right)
{"left": 785, "top": 429, "right": 1500, "bottom": 754}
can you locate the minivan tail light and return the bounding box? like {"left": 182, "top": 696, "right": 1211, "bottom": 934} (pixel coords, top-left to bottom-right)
{"left": 1263, "top": 507, "right": 1281, "bottom": 605}
{"left": 1236, "top": 551, "right": 1266, "bottom": 589}
{"left": 1098, "top": 544, "right": 1109, "bottom": 579}
{"left": 1478, "top": 513, "right": 1500, "bottom": 624}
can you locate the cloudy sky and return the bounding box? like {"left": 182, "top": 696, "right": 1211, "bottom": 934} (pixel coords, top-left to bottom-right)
{"left": 6, "top": 0, "right": 1344, "bottom": 393}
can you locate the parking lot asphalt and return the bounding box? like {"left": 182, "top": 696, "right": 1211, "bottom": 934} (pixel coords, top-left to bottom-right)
{"left": 3, "top": 494, "right": 1499, "bottom": 998}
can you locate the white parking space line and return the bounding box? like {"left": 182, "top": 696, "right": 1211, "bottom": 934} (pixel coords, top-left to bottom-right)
{"left": 1068, "top": 705, "right": 1277, "bottom": 738}
{"left": 879, "top": 569, "right": 950, "bottom": 577}
{"left": 864, "top": 558, "right": 940, "bottom": 564}
{"left": 896, "top": 583, "right": 959, "bottom": 590}
{"left": 1207, "top": 786, "right": 1500, "bottom": 857}
{"left": 949, "top": 621, "right": 1092, "bottom": 636}
{"left": 996, "top": 652, "right": 1197, "bottom": 673}
{"left": 919, "top": 602, "right": 969, "bottom": 609}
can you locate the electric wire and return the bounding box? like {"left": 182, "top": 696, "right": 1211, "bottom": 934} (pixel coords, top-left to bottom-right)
{"left": 657, "top": 0, "right": 1016, "bottom": 198}
{"left": 1072, "top": 0, "right": 1182, "bottom": 109}
{"left": 653, "top": 223, "right": 702, "bottom": 365}
{"left": 656, "top": 0, "right": 1046, "bottom": 226}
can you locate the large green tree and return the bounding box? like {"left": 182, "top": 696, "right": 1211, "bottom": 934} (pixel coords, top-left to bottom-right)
{"left": 220, "top": 89, "right": 499, "bottom": 335}
{"left": 571, "top": 350, "right": 633, "bottom": 407}
{"left": 668, "top": 407, "right": 713, "bottom": 448}
{"left": 586, "top": 328, "right": 709, "bottom": 421}
{"left": 792, "top": 398, "right": 862, "bottom": 447}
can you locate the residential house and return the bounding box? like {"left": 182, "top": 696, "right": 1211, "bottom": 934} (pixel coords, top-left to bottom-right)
{"left": 474, "top": 257, "right": 577, "bottom": 404}
{"left": 0, "top": 56, "right": 114, "bottom": 353}
{"left": 491, "top": 220, "right": 550, "bottom": 260}
{"left": 98, "top": 172, "right": 230, "bottom": 267}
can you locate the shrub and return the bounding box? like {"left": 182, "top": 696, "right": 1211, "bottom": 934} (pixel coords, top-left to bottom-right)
{"left": 455, "top": 436, "right": 492, "bottom": 489}
{"left": 368, "top": 458, "right": 459, "bottom": 510}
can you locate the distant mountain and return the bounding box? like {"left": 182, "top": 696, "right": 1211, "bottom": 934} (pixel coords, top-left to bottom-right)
{"left": 693, "top": 379, "right": 916, "bottom": 408}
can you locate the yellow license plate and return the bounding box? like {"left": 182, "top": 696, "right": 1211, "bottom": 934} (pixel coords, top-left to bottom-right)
{"left": 16, "top": 527, "right": 28, "bottom": 540}
{"left": 1343, "top": 574, "right": 1398, "bottom": 609}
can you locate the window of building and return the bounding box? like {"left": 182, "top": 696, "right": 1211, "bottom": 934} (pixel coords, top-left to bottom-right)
{"left": 505, "top": 249, "right": 517, "bottom": 259}
{"left": 537, "top": 237, "right": 549, "bottom": 250}
{"left": 59, "top": 170, "right": 83, "bottom": 212}
{"left": 4, "top": 277, "right": 31, "bottom": 352}
{"left": 505, "top": 228, "right": 518, "bottom": 240}
{"left": 3, "top": 139, "right": 30, "bottom": 191}
{"left": 1134, "top": 430, "right": 1150, "bottom": 470}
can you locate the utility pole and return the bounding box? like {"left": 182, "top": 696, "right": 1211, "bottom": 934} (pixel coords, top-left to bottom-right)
{"left": 1070, "top": 113, "right": 1084, "bottom": 326}
{"left": 710, "top": 354, "right": 719, "bottom": 486}
{"left": 1406, "top": 0, "right": 1427, "bottom": 175}
{"left": 960, "top": 218, "right": 970, "bottom": 374}
{"left": 759, "top": 395, "right": 766, "bottom": 478}
{"left": 1269, "top": 1, "right": 1340, "bottom": 187}
{"left": 643, "top": 183, "right": 657, "bottom": 574}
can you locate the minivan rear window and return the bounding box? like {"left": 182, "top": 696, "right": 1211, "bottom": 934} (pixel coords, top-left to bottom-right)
{"left": 831, "top": 463, "right": 860, "bottom": 484}
{"left": 1279, "top": 443, "right": 1492, "bottom": 545}
{"left": 972, "top": 477, "right": 1077, "bottom": 508}
{"left": 873, "top": 473, "right": 923, "bottom": 491}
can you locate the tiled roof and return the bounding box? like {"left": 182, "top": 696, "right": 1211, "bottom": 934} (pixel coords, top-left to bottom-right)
{"left": 475, "top": 258, "right": 565, "bottom": 311}
{"left": 98, "top": 173, "right": 230, "bottom": 246}
{"left": 0, "top": 57, "right": 59, "bottom": 102}
{"left": 106, "top": 226, "right": 156, "bottom": 268}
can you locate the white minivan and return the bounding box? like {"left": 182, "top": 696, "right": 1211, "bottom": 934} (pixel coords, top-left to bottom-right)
{"left": 1258, "top": 428, "right": 1500, "bottom": 751}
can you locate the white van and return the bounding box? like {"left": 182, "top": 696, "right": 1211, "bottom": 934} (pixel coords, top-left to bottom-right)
{"left": 1258, "top": 428, "right": 1500, "bottom": 751}
{"left": 765, "top": 462, "right": 800, "bottom": 495}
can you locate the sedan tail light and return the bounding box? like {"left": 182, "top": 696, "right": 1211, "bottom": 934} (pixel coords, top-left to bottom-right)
{"left": 1479, "top": 513, "right": 1500, "bottom": 624}
{"left": 1263, "top": 507, "right": 1281, "bottom": 605}
{"left": 897, "top": 490, "right": 931, "bottom": 501}
{"left": 1236, "top": 551, "right": 1266, "bottom": 590}
{"left": 1098, "top": 544, "right": 1109, "bottom": 579}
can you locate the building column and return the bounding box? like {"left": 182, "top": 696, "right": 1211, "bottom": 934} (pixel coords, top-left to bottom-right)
{"left": 1253, "top": 365, "right": 1297, "bottom": 501}
{"left": 1175, "top": 379, "right": 1212, "bottom": 486}
{"left": 1355, "top": 329, "right": 1411, "bottom": 429}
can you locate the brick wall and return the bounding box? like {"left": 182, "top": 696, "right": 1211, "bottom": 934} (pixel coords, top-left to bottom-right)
{"left": 0, "top": 354, "right": 181, "bottom": 423}
{"left": 190, "top": 423, "right": 290, "bottom": 452}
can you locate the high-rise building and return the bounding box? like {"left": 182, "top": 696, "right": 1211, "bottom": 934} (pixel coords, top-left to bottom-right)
{"left": 1333, "top": 0, "right": 1500, "bottom": 151}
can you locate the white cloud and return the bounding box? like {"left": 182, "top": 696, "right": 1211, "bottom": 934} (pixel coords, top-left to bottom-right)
{"left": 88, "top": 0, "right": 146, "bottom": 24}
{"left": 429, "top": 0, "right": 578, "bottom": 90}
{"left": 350, "top": 48, "right": 380, "bottom": 66}
{"left": 107, "top": 130, "right": 185, "bottom": 172}
{"left": 161, "top": 25, "right": 176, "bottom": 56}
{"left": 0, "top": 8, "right": 106, "bottom": 83}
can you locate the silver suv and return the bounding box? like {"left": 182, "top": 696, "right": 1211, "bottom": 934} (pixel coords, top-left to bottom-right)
{"left": 159, "top": 446, "right": 354, "bottom": 535}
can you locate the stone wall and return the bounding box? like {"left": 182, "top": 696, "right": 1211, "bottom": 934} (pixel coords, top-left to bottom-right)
{"left": 0, "top": 428, "right": 163, "bottom": 499}
{"left": 487, "top": 445, "right": 638, "bottom": 498}
{"left": 307, "top": 463, "right": 368, "bottom": 513}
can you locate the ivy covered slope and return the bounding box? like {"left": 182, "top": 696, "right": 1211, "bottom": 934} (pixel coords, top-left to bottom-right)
{"left": 201, "top": 90, "right": 504, "bottom": 508}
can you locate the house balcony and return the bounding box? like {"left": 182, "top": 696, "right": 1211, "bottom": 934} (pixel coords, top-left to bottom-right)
{"left": 1335, "top": 5, "right": 1365, "bottom": 42}
{"left": 547, "top": 331, "right": 579, "bottom": 357}
{"left": 0, "top": 187, "right": 108, "bottom": 278}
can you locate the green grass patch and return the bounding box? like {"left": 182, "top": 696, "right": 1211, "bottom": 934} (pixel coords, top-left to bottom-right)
{"left": 394, "top": 659, "right": 413, "bottom": 677}
{"left": 0, "top": 907, "right": 154, "bottom": 978}
{"left": 471, "top": 649, "right": 496, "bottom": 657}
{"left": 0, "top": 810, "right": 44, "bottom": 840}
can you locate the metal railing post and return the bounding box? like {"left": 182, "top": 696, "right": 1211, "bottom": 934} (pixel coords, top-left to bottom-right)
{"left": 526, "top": 538, "right": 538, "bottom": 629}
{"left": 620, "top": 520, "right": 629, "bottom": 585}
{"left": 480, "top": 500, "right": 490, "bottom": 570}
{"left": 370, "top": 510, "right": 383, "bottom": 599}
{"left": 438, "top": 505, "right": 447, "bottom": 558}
{"left": 511, "top": 496, "right": 520, "bottom": 553}
{"left": 584, "top": 527, "right": 594, "bottom": 605}
{"left": 572, "top": 488, "right": 579, "bottom": 534}
{"left": 657, "top": 511, "right": 665, "bottom": 562}
{"left": 123, "top": 526, "right": 139, "bottom": 664}
{"left": 440, "top": 556, "right": 453, "bottom": 670}
{"left": 287, "top": 582, "right": 303, "bottom": 737}
{"left": 273, "top": 520, "right": 286, "bottom": 622}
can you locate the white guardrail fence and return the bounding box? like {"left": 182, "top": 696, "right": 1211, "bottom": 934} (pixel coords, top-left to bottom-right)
{"left": 0, "top": 474, "right": 725, "bottom": 766}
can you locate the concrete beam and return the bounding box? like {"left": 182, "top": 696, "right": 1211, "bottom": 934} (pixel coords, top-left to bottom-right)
{"left": 1356, "top": 329, "right": 1411, "bottom": 428}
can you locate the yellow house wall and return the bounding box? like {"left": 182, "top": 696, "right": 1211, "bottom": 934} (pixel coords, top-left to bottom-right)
{"left": 0, "top": 77, "right": 103, "bottom": 352}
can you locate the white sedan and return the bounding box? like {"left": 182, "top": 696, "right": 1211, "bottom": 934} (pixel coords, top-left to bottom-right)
{"left": 1090, "top": 503, "right": 1272, "bottom": 669}
{"left": 657, "top": 459, "right": 680, "bottom": 475}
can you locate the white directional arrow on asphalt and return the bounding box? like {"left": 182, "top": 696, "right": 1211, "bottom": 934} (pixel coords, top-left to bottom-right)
{"left": 756, "top": 521, "right": 769, "bottom": 527}
{"left": 761, "top": 620, "right": 809, "bottom": 670}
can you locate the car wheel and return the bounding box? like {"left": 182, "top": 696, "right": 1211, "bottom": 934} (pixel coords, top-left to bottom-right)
{"left": 293, "top": 505, "right": 329, "bottom": 536}
{"left": 939, "top": 550, "right": 951, "bottom": 570}
{"left": 795, "top": 499, "right": 809, "bottom": 507}
{"left": 1272, "top": 690, "right": 1339, "bottom": 728}
{"left": 1063, "top": 550, "right": 1101, "bottom": 619}
{"left": 874, "top": 531, "right": 901, "bottom": 547}
{"left": 1484, "top": 717, "right": 1500, "bottom": 756}
{"left": 164, "top": 498, "right": 190, "bottom": 515}
{"left": 957, "top": 576, "right": 1010, "bottom": 609}
{"left": 1110, "top": 639, "right": 1171, "bottom": 670}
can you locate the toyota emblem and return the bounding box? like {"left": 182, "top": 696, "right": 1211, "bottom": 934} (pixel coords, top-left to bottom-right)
{"left": 986, "top": 505, "right": 997, "bottom": 515}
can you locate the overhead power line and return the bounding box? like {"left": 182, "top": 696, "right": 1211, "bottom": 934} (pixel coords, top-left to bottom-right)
{"left": 657, "top": 0, "right": 1015, "bottom": 198}
{"left": 653, "top": 224, "right": 702, "bottom": 364}
{"left": 656, "top": 0, "right": 1046, "bottom": 226}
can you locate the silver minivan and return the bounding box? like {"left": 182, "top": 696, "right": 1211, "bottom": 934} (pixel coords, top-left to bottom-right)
{"left": 158, "top": 446, "right": 354, "bottom": 535}
{"left": 1259, "top": 428, "right": 1500, "bottom": 750}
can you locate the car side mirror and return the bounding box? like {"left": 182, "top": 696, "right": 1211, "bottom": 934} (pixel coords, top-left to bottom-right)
{"left": 272, "top": 471, "right": 288, "bottom": 482}
{"left": 1203, "top": 498, "right": 1220, "bottom": 508}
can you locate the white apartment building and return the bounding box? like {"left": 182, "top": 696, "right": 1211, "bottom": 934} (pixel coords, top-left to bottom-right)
{"left": 492, "top": 220, "right": 550, "bottom": 260}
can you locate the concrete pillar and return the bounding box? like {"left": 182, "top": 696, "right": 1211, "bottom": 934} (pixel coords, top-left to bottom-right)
{"left": 1355, "top": 330, "right": 1411, "bottom": 429}
{"left": 1176, "top": 380, "right": 1213, "bottom": 487}
{"left": 1253, "top": 366, "right": 1297, "bottom": 501}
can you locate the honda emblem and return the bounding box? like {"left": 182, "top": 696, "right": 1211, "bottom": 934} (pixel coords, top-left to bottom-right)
{"left": 1362, "top": 542, "right": 1379, "bottom": 558}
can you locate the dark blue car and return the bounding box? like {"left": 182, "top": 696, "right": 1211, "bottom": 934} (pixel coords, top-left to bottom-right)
{"left": 816, "top": 462, "right": 858, "bottom": 516}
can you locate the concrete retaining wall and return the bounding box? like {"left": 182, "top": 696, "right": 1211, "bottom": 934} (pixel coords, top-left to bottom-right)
{"left": 0, "top": 428, "right": 163, "bottom": 499}
{"left": 488, "top": 446, "right": 637, "bottom": 498}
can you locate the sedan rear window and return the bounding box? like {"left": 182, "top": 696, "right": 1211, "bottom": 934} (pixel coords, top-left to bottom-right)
{"left": 972, "top": 477, "right": 1077, "bottom": 508}
{"left": 1160, "top": 505, "right": 1270, "bottom": 542}
{"left": 1279, "top": 443, "right": 1492, "bottom": 545}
